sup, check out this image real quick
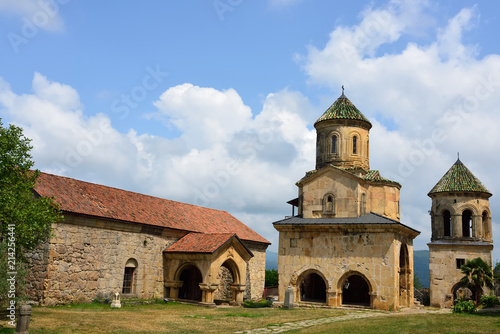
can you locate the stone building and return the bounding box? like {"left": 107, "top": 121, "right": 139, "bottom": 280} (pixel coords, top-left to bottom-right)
{"left": 428, "top": 158, "right": 494, "bottom": 308}
{"left": 29, "top": 172, "right": 269, "bottom": 306}
{"left": 273, "top": 90, "right": 420, "bottom": 310}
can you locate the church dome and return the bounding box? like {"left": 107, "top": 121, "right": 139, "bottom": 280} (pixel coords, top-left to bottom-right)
{"left": 314, "top": 89, "right": 372, "bottom": 129}
{"left": 428, "top": 158, "right": 491, "bottom": 196}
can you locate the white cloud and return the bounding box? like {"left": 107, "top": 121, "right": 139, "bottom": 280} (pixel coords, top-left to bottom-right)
{"left": 0, "top": 73, "right": 317, "bottom": 246}
{"left": 0, "top": 0, "right": 66, "bottom": 32}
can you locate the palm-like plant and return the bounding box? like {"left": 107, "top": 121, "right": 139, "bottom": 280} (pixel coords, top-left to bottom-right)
{"left": 460, "top": 257, "right": 494, "bottom": 305}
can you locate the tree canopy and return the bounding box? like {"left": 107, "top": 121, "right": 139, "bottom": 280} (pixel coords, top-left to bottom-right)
{"left": 460, "top": 257, "right": 494, "bottom": 305}
{"left": 0, "top": 118, "right": 62, "bottom": 256}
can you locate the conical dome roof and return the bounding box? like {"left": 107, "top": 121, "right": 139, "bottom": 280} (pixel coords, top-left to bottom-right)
{"left": 314, "top": 88, "right": 372, "bottom": 128}
{"left": 428, "top": 158, "right": 491, "bottom": 196}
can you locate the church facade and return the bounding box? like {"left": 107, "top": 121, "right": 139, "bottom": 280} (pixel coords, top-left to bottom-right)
{"left": 28, "top": 172, "right": 269, "bottom": 306}
{"left": 428, "top": 158, "right": 494, "bottom": 308}
{"left": 273, "top": 90, "right": 420, "bottom": 310}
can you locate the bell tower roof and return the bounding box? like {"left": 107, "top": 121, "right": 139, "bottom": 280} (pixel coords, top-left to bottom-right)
{"left": 314, "top": 86, "right": 372, "bottom": 129}
{"left": 428, "top": 157, "right": 491, "bottom": 197}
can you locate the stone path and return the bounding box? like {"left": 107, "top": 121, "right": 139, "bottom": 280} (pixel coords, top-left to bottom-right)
{"left": 234, "top": 308, "right": 451, "bottom": 333}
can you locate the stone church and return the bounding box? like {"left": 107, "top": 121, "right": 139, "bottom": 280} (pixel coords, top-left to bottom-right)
{"left": 28, "top": 172, "right": 270, "bottom": 306}
{"left": 428, "top": 158, "right": 494, "bottom": 307}
{"left": 273, "top": 89, "right": 420, "bottom": 310}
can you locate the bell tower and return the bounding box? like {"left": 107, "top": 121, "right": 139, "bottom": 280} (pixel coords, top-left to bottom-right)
{"left": 314, "top": 86, "right": 372, "bottom": 171}
{"left": 427, "top": 156, "right": 493, "bottom": 307}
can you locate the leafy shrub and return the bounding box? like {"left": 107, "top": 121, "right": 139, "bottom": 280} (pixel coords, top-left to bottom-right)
{"left": 243, "top": 300, "right": 272, "bottom": 308}
{"left": 452, "top": 298, "right": 477, "bottom": 314}
{"left": 480, "top": 294, "right": 499, "bottom": 308}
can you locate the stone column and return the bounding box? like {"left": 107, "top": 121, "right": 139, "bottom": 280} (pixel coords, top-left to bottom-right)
{"left": 451, "top": 214, "right": 461, "bottom": 238}
{"left": 230, "top": 284, "right": 246, "bottom": 305}
{"left": 472, "top": 215, "right": 482, "bottom": 239}
{"left": 164, "top": 281, "right": 183, "bottom": 299}
{"left": 199, "top": 283, "right": 218, "bottom": 307}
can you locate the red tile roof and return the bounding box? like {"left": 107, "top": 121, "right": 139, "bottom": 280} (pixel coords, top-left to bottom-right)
{"left": 34, "top": 172, "right": 270, "bottom": 245}
{"left": 164, "top": 233, "right": 248, "bottom": 254}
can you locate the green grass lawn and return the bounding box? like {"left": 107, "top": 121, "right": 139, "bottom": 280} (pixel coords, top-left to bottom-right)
{"left": 0, "top": 302, "right": 499, "bottom": 334}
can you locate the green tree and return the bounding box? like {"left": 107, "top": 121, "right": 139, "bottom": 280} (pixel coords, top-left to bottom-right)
{"left": 265, "top": 269, "right": 278, "bottom": 287}
{"left": 0, "top": 119, "right": 62, "bottom": 302}
{"left": 414, "top": 273, "right": 424, "bottom": 290}
{"left": 460, "top": 257, "right": 494, "bottom": 305}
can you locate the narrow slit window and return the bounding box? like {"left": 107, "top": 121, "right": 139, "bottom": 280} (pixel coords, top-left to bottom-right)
{"left": 353, "top": 136, "right": 357, "bottom": 154}
{"left": 331, "top": 136, "right": 337, "bottom": 154}
{"left": 443, "top": 210, "right": 451, "bottom": 237}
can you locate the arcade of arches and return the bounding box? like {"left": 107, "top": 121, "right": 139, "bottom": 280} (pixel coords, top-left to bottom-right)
{"left": 280, "top": 238, "right": 415, "bottom": 311}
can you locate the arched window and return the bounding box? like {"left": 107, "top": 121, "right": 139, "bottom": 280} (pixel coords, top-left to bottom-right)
{"left": 323, "top": 193, "right": 335, "bottom": 214}
{"left": 122, "top": 258, "right": 138, "bottom": 294}
{"left": 443, "top": 210, "right": 451, "bottom": 237}
{"left": 360, "top": 193, "right": 367, "bottom": 215}
{"left": 331, "top": 135, "right": 338, "bottom": 154}
{"left": 352, "top": 136, "right": 358, "bottom": 154}
{"left": 462, "top": 210, "right": 473, "bottom": 237}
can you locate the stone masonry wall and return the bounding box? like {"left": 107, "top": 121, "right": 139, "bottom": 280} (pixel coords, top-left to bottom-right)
{"left": 276, "top": 226, "right": 414, "bottom": 310}
{"left": 429, "top": 244, "right": 493, "bottom": 308}
{"left": 27, "top": 214, "right": 180, "bottom": 305}
{"left": 244, "top": 242, "right": 267, "bottom": 300}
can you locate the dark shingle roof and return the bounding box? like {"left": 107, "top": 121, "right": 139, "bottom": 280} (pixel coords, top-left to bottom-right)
{"left": 273, "top": 212, "right": 419, "bottom": 234}
{"left": 428, "top": 159, "right": 491, "bottom": 196}
{"left": 34, "top": 172, "right": 270, "bottom": 244}
{"left": 315, "top": 92, "right": 372, "bottom": 128}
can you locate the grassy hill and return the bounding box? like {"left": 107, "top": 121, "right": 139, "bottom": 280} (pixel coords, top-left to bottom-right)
{"left": 266, "top": 249, "right": 430, "bottom": 288}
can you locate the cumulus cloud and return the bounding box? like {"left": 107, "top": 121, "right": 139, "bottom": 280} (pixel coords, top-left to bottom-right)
{"left": 0, "top": 0, "right": 66, "bottom": 32}
{"left": 0, "top": 73, "right": 316, "bottom": 244}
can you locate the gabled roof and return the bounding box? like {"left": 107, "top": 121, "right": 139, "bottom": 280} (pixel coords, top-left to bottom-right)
{"left": 34, "top": 172, "right": 270, "bottom": 245}
{"left": 314, "top": 91, "right": 372, "bottom": 128}
{"left": 273, "top": 212, "right": 420, "bottom": 235}
{"left": 164, "top": 233, "right": 253, "bottom": 255}
{"left": 428, "top": 158, "right": 491, "bottom": 197}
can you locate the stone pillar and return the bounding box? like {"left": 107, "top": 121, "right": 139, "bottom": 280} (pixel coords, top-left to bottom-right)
{"left": 472, "top": 215, "right": 482, "bottom": 239}
{"left": 451, "top": 214, "right": 461, "bottom": 238}
{"left": 199, "top": 283, "right": 218, "bottom": 306}
{"left": 164, "top": 281, "right": 183, "bottom": 299}
{"left": 16, "top": 305, "right": 31, "bottom": 334}
{"left": 230, "top": 284, "right": 246, "bottom": 305}
{"left": 284, "top": 286, "right": 294, "bottom": 309}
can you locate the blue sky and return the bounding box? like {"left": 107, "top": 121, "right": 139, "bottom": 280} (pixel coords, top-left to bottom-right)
{"left": 1, "top": 0, "right": 500, "bottom": 262}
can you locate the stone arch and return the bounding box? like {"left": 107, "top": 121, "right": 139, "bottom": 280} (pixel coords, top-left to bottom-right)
{"left": 451, "top": 282, "right": 473, "bottom": 301}
{"left": 175, "top": 263, "right": 203, "bottom": 301}
{"left": 338, "top": 271, "right": 372, "bottom": 307}
{"left": 398, "top": 243, "right": 411, "bottom": 307}
{"left": 295, "top": 269, "right": 328, "bottom": 304}
{"left": 214, "top": 262, "right": 235, "bottom": 302}
{"left": 122, "top": 258, "right": 138, "bottom": 294}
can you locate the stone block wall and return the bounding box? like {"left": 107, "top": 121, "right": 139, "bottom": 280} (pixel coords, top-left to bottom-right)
{"left": 244, "top": 242, "right": 267, "bottom": 300}
{"left": 27, "top": 214, "right": 179, "bottom": 305}
{"left": 276, "top": 226, "right": 414, "bottom": 310}
{"left": 429, "top": 243, "right": 493, "bottom": 308}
